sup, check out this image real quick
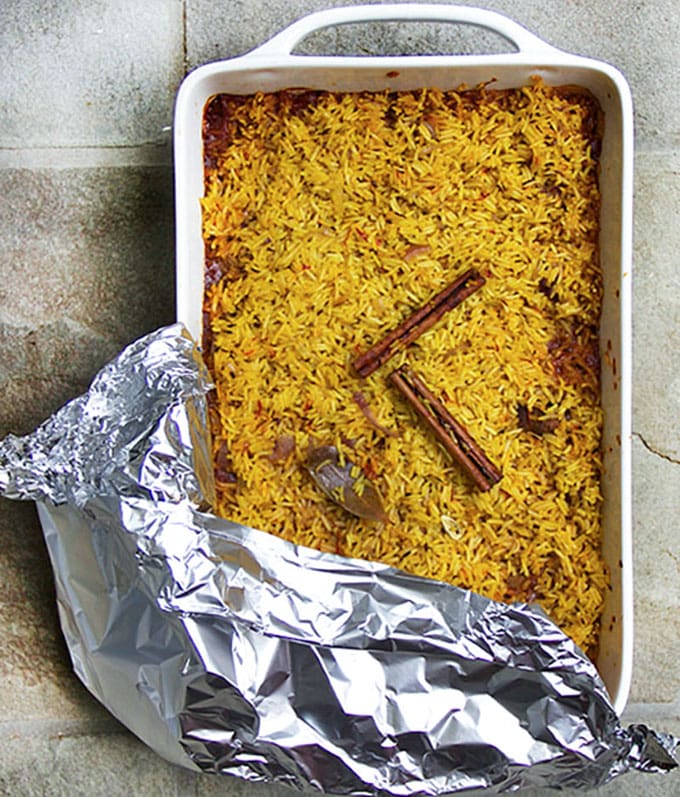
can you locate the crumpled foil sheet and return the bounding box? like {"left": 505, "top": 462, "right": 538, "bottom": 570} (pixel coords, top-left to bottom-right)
{"left": 0, "top": 324, "right": 677, "bottom": 794}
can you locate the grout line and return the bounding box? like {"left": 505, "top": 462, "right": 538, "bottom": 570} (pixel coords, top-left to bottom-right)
{"left": 182, "top": 0, "right": 189, "bottom": 74}
{"left": 0, "top": 143, "right": 173, "bottom": 170}
{"left": 626, "top": 698, "right": 680, "bottom": 713}
{"left": 0, "top": 716, "right": 127, "bottom": 740}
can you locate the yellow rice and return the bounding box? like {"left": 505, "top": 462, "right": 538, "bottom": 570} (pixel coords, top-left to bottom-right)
{"left": 200, "top": 81, "right": 608, "bottom": 657}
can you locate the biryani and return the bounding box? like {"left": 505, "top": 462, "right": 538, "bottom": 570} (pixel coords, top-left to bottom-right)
{"left": 200, "top": 81, "right": 608, "bottom": 656}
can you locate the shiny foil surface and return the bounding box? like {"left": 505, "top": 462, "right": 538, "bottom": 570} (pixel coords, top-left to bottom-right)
{"left": 0, "top": 324, "right": 677, "bottom": 794}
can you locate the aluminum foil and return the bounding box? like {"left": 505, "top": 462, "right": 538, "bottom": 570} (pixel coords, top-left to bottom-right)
{"left": 0, "top": 324, "right": 677, "bottom": 794}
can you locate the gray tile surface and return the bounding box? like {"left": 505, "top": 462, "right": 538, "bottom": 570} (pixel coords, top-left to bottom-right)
{"left": 1, "top": 0, "right": 679, "bottom": 794}
{"left": 0, "top": 727, "right": 195, "bottom": 797}
{"left": 0, "top": 167, "right": 175, "bottom": 337}
{"left": 0, "top": 166, "right": 175, "bottom": 436}
{"left": 634, "top": 150, "right": 680, "bottom": 460}
{"left": 631, "top": 439, "right": 680, "bottom": 704}
{"left": 0, "top": 499, "right": 103, "bottom": 722}
{"left": 0, "top": 0, "right": 184, "bottom": 148}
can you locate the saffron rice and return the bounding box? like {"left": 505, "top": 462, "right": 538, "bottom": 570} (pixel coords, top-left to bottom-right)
{"left": 201, "top": 81, "right": 608, "bottom": 656}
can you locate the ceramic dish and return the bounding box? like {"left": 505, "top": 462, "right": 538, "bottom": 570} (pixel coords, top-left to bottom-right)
{"left": 173, "top": 4, "right": 633, "bottom": 713}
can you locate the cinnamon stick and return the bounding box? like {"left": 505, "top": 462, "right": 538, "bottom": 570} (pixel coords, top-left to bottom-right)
{"left": 353, "top": 268, "right": 485, "bottom": 377}
{"left": 389, "top": 366, "right": 502, "bottom": 491}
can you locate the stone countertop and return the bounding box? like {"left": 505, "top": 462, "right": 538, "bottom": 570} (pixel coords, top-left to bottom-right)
{"left": 0, "top": 1, "right": 678, "bottom": 794}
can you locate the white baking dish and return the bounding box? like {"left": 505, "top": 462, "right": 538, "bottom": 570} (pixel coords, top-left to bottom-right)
{"left": 173, "top": 4, "right": 633, "bottom": 714}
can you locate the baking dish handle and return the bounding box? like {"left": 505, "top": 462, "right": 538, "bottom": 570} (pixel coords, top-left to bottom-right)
{"left": 250, "top": 4, "right": 560, "bottom": 58}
